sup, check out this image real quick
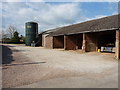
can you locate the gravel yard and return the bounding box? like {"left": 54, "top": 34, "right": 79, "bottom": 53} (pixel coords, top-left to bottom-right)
{"left": 2, "top": 44, "right": 118, "bottom": 88}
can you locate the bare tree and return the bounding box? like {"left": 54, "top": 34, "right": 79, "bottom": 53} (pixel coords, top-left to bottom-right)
{"left": 2, "top": 30, "right": 8, "bottom": 38}
{"left": 1, "top": 29, "right": 9, "bottom": 43}
{"left": 7, "top": 25, "right": 16, "bottom": 39}
{"left": 1, "top": 25, "right": 17, "bottom": 43}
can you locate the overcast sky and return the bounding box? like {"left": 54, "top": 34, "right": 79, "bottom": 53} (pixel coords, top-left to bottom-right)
{"left": 1, "top": 1, "right": 119, "bottom": 36}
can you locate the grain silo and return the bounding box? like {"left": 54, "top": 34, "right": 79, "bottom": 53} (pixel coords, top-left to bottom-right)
{"left": 25, "top": 22, "right": 38, "bottom": 46}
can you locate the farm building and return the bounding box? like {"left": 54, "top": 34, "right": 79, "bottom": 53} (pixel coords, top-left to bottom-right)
{"left": 41, "top": 14, "right": 120, "bottom": 59}
{"left": 42, "top": 28, "right": 61, "bottom": 47}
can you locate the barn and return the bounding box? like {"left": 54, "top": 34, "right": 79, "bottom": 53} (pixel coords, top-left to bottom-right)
{"left": 42, "top": 14, "right": 120, "bottom": 59}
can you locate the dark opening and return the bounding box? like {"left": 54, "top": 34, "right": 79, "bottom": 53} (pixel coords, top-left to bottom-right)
{"left": 65, "top": 34, "right": 83, "bottom": 50}
{"left": 76, "top": 34, "right": 83, "bottom": 49}
{"left": 97, "top": 30, "right": 116, "bottom": 52}
{"left": 98, "top": 30, "right": 116, "bottom": 48}
{"left": 53, "top": 35, "right": 64, "bottom": 48}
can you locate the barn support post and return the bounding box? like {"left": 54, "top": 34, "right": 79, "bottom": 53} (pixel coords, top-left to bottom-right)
{"left": 82, "top": 33, "right": 86, "bottom": 52}
{"left": 116, "top": 30, "right": 120, "bottom": 60}
{"left": 64, "top": 35, "right": 67, "bottom": 50}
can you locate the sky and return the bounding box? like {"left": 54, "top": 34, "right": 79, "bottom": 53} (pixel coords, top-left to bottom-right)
{"left": 1, "top": 1, "right": 119, "bottom": 36}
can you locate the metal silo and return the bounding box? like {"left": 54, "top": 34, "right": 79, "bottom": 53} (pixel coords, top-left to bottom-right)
{"left": 25, "top": 22, "right": 38, "bottom": 46}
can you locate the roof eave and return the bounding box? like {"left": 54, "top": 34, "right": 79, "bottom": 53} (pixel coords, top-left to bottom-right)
{"left": 50, "top": 28, "right": 118, "bottom": 37}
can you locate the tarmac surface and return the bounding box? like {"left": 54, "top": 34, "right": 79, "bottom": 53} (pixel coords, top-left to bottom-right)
{"left": 1, "top": 44, "right": 118, "bottom": 88}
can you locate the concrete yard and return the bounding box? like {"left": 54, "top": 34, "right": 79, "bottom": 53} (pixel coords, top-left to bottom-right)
{"left": 2, "top": 44, "right": 118, "bottom": 88}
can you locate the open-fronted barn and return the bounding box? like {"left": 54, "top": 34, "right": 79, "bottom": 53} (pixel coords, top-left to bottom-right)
{"left": 42, "top": 14, "right": 120, "bottom": 59}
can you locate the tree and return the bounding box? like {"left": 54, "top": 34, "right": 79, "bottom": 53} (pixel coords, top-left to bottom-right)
{"left": 1, "top": 26, "right": 20, "bottom": 43}
{"left": 1, "top": 30, "right": 11, "bottom": 43}
{"left": 7, "top": 25, "right": 16, "bottom": 39}
{"left": 11, "top": 31, "right": 20, "bottom": 43}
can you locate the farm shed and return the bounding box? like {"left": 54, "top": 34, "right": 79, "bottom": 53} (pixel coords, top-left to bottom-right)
{"left": 41, "top": 28, "right": 60, "bottom": 48}
{"left": 43, "top": 14, "right": 120, "bottom": 59}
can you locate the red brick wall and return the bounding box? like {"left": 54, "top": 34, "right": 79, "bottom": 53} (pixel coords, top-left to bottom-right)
{"left": 115, "top": 30, "right": 120, "bottom": 59}
{"left": 64, "top": 35, "right": 77, "bottom": 50}
{"left": 82, "top": 33, "right": 87, "bottom": 52}
{"left": 45, "top": 36, "right": 53, "bottom": 48}
{"left": 85, "top": 33, "right": 97, "bottom": 52}
{"left": 42, "top": 35, "right": 44, "bottom": 47}
{"left": 53, "top": 36, "right": 64, "bottom": 48}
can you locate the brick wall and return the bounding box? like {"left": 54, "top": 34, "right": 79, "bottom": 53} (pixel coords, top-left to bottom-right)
{"left": 64, "top": 35, "right": 77, "bottom": 50}
{"left": 42, "top": 35, "right": 44, "bottom": 47}
{"left": 85, "top": 33, "right": 98, "bottom": 52}
{"left": 45, "top": 36, "right": 53, "bottom": 48}
{"left": 115, "top": 30, "right": 120, "bottom": 59}
{"left": 53, "top": 36, "right": 64, "bottom": 48}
